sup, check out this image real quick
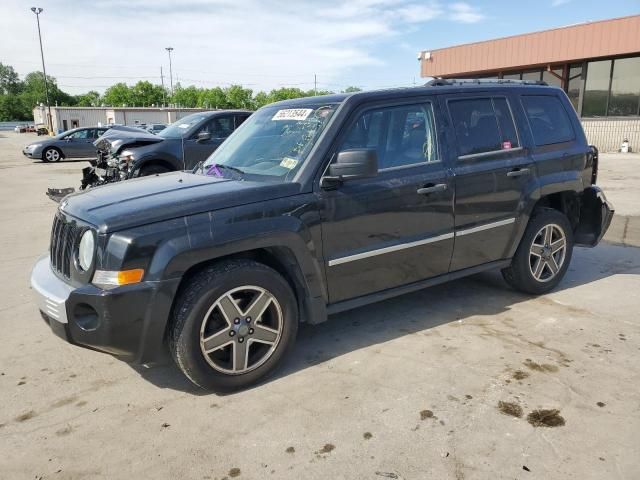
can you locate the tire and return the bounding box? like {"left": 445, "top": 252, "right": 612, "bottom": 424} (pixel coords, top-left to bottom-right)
{"left": 169, "top": 260, "right": 299, "bottom": 391}
{"left": 42, "top": 147, "right": 62, "bottom": 162}
{"left": 138, "top": 163, "right": 170, "bottom": 176}
{"left": 502, "top": 208, "right": 574, "bottom": 295}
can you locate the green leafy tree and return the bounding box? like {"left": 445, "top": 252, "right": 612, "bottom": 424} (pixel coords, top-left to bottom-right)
{"left": 75, "top": 90, "right": 101, "bottom": 107}
{"left": 342, "top": 86, "right": 362, "bottom": 93}
{"left": 131, "top": 81, "right": 165, "bottom": 107}
{"left": 172, "top": 85, "right": 200, "bottom": 108}
{"left": 252, "top": 91, "right": 270, "bottom": 108}
{"left": 224, "top": 85, "right": 253, "bottom": 109}
{"left": 103, "top": 82, "right": 132, "bottom": 106}
{"left": 0, "top": 63, "right": 21, "bottom": 95}
{"left": 198, "top": 86, "right": 228, "bottom": 109}
{"left": 0, "top": 95, "right": 28, "bottom": 121}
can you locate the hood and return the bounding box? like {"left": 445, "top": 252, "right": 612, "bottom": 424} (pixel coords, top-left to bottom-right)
{"left": 60, "top": 171, "right": 300, "bottom": 233}
{"left": 94, "top": 126, "right": 163, "bottom": 156}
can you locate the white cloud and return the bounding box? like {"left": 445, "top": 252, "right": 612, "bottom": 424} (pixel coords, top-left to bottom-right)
{"left": 551, "top": 0, "right": 572, "bottom": 5}
{"left": 449, "top": 2, "right": 485, "bottom": 23}
{"left": 0, "top": 0, "right": 484, "bottom": 94}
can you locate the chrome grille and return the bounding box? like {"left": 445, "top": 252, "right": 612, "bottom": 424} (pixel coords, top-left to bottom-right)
{"left": 49, "top": 213, "right": 81, "bottom": 279}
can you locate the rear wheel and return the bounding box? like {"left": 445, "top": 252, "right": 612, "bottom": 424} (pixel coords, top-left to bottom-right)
{"left": 139, "top": 163, "right": 170, "bottom": 176}
{"left": 169, "top": 260, "right": 298, "bottom": 391}
{"left": 42, "top": 147, "right": 61, "bottom": 162}
{"left": 502, "top": 208, "right": 573, "bottom": 294}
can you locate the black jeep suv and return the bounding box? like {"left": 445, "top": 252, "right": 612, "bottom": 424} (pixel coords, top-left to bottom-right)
{"left": 31, "top": 80, "right": 613, "bottom": 391}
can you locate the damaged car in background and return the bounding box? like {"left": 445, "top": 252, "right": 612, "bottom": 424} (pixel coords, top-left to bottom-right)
{"left": 47, "top": 111, "right": 252, "bottom": 202}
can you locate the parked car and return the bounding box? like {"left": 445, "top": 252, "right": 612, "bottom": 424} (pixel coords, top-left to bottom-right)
{"left": 146, "top": 123, "right": 167, "bottom": 134}
{"left": 79, "top": 110, "right": 251, "bottom": 188}
{"left": 14, "top": 125, "right": 27, "bottom": 133}
{"left": 23, "top": 126, "right": 110, "bottom": 162}
{"left": 31, "top": 80, "right": 613, "bottom": 391}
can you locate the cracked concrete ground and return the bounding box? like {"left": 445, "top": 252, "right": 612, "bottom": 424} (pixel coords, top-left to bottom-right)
{"left": 0, "top": 131, "right": 638, "bottom": 479}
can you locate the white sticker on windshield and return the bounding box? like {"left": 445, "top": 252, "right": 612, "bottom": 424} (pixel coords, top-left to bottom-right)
{"left": 280, "top": 157, "right": 299, "bottom": 169}
{"left": 177, "top": 123, "right": 190, "bottom": 129}
{"left": 272, "top": 109, "right": 313, "bottom": 121}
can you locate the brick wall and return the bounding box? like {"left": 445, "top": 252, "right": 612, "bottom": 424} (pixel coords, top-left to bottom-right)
{"left": 582, "top": 118, "right": 640, "bottom": 153}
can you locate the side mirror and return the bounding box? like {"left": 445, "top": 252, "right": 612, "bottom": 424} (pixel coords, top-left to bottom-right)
{"left": 321, "top": 149, "right": 378, "bottom": 188}
{"left": 196, "top": 131, "right": 211, "bottom": 142}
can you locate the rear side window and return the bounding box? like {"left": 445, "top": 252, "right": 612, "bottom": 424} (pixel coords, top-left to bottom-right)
{"left": 521, "top": 95, "right": 575, "bottom": 146}
{"left": 448, "top": 97, "right": 520, "bottom": 157}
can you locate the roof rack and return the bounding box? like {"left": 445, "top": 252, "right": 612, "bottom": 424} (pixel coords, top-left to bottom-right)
{"left": 425, "top": 78, "right": 548, "bottom": 87}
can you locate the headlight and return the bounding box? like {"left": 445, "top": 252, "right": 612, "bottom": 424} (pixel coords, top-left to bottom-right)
{"left": 78, "top": 230, "right": 95, "bottom": 271}
{"left": 118, "top": 150, "right": 135, "bottom": 164}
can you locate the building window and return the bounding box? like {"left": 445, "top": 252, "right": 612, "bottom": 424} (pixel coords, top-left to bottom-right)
{"left": 542, "top": 67, "right": 563, "bottom": 88}
{"left": 567, "top": 63, "right": 583, "bottom": 112}
{"left": 582, "top": 60, "right": 612, "bottom": 117}
{"left": 608, "top": 57, "right": 640, "bottom": 116}
{"left": 522, "top": 70, "right": 542, "bottom": 82}
{"left": 502, "top": 71, "right": 522, "bottom": 80}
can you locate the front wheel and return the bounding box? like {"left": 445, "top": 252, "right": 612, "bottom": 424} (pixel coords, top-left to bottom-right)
{"left": 502, "top": 208, "right": 574, "bottom": 295}
{"left": 169, "top": 260, "right": 298, "bottom": 391}
{"left": 42, "top": 147, "right": 61, "bottom": 162}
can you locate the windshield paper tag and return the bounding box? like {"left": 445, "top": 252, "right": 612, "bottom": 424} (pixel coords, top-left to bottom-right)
{"left": 280, "top": 157, "right": 299, "bottom": 169}
{"left": 272, "top": 109, "right": 313, "bottom": 121}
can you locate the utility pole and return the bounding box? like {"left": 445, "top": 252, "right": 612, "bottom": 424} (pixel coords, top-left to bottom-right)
{"left": 160, "top": 66, "right": 166, "bottom": 107}
{"left": 165, "top": 47, "right": 174, "bottom": 99}
{"left": 314, "top": 74, "right": 317, "bottom": 96}
{"left": 31, "top": 7, "right": 53, "bottom": 135}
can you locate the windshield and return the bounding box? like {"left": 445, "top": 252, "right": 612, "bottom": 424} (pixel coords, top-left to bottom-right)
{"left": 201, "top": 103, "right": 338, "bottom": 182}
{"left": 159, "top": 113, "right": 207, "bottom": 139}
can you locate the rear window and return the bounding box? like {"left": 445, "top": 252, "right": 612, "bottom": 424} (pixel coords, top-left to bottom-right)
{"left": 521, "top": 95, "right": 575, "bottom": 146}
{"left": 448, "top": 97, "right": 520, "bottom": 157}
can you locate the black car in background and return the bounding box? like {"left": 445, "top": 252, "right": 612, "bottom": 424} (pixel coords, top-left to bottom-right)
{"left": 92, "top": 110, "right": 252, "bottom": 179}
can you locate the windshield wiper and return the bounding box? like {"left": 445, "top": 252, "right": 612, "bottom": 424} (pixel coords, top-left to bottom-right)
{"left": 201, "top": 163, "right": 245, "bottom": 177}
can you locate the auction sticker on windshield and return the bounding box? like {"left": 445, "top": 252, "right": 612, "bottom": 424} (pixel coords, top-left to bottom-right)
{"left": 280, "top": 157, "right": 299, "bottom": 169}
{"left": 272, "top": 109, "right": 313, "bottom": 121}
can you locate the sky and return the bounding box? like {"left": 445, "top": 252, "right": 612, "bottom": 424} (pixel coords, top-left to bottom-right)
{"left": 1, "top": 0, "right": 639, "bottom": 95}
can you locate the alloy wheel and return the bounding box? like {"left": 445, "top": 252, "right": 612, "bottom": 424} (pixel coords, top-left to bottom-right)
{"left": 529, "top": 224, "right": 567, "bottom": 282}
{"left": 45, "top": 149, "right": 60, "bottom": 162}
{"left": 199, "top": 286, "right": 283, "bottom": 374}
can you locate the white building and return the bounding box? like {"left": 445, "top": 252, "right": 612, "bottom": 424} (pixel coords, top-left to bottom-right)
{"left": 32, "top": 106, "right": 215, "bottom": 134}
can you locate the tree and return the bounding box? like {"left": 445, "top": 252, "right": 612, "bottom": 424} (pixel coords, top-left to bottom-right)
{"left": 75, "top": 90, "right": 101, "bottom": 107}
{"left": 342, "top": 86, "right": 362, "bottom": 93}
{"left": 172, "top": 85, "right": 200, "bottom": 108}
{"left": 103, "top": 82, "right": 132, "bottom": 106}
{"left": 0, "top": 63, "right": 21, "bottom": 95}
{"left": 0, "top": 95, "right": 27, "bottom": 121}
{"left": 198, "top": 87, "right": 228, "bottom": 109}
{"left": 131, "top": 81, "right": 165, "bottom": 107}
{"left": 224, "top": 85, "right": 253, "bottom": 109}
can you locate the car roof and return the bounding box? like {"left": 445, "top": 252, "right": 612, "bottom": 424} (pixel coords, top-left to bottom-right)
{"left": 268, "top": 80, "right": 558, "bottom": 109}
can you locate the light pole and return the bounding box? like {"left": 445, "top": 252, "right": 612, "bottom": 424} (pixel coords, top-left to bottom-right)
{"left": 165, "top": 47, "right": 174, "bottom": 100}
{"left": 31, "top": 7, "right": 53, "bottom": 135}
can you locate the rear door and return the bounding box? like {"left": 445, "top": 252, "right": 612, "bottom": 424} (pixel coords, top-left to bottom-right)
{"left": 319, "top": 98, "right": 455, "bottom": 303}
{"left": 442, "top": 93, "right": 535, "bottom": 271}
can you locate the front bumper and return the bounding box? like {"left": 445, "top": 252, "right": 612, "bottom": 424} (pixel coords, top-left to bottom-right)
{"left": 31, "top": 255, "right": 180, "bottom": 364}
{"left": 23, "top": 148, "right": 41, "bottom": 159}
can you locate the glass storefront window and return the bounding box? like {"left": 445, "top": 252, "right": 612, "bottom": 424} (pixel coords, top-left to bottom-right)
{"left": 567, "top": 64, "right": 583, "bottom": 112}
{"left": 542, "top": 68, "right": 563, "bottom": 88}
{"left": 608, "top": 57, "right": 640, "bottom": 116}
{"left": 522, "top": 70, "right": 542, "bottom": 82}
{"left": 501, "top": 72, "right": 521, "bottom": 80}
{"left": 582, "top": 60, "right": 612, "bottom": 117}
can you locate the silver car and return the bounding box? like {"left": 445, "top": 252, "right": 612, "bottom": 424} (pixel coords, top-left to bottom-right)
{"left": 23, "top": 127, "right": 110, "bottom": 162}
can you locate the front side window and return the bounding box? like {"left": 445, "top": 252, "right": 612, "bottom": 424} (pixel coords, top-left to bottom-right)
{"left": 338, "top": 102, "right": 439, "bottom": 170}
{"left": 198, "top": 116, "right": 234, "bottom": 138}
{"left": 159, "top": 113, "right": 209, "bottom": 139}
{"left": 202, "top": 103, "right": 338, "bottom": 181}
{"left": 449, "top": 97, "right": 519, "bottom": 157}
{"left": 521, "top": 95, "right": 575, "bottom": 146}
{"left": 67, "top": 129, "right": 90, "bottom": 139}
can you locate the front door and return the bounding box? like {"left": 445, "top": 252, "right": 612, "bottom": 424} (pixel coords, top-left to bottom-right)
{"left": 184, "top": 115, "right": 235, "bottom": 168}
{"left": 63, "top": 128, "right": 94, "bottom": 158}
{"left": 319, "top": 99, "right": 454, "bottom": 304}
{"left": 442, "top": 94, "right": 535, "bottom": 271}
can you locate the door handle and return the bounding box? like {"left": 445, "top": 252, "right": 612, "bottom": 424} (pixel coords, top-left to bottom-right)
{"left": 417, "top": 183, "right": 447, "bottom": 195}
{"left": 506, "top": 168, "right": 530, "bottom": 178}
